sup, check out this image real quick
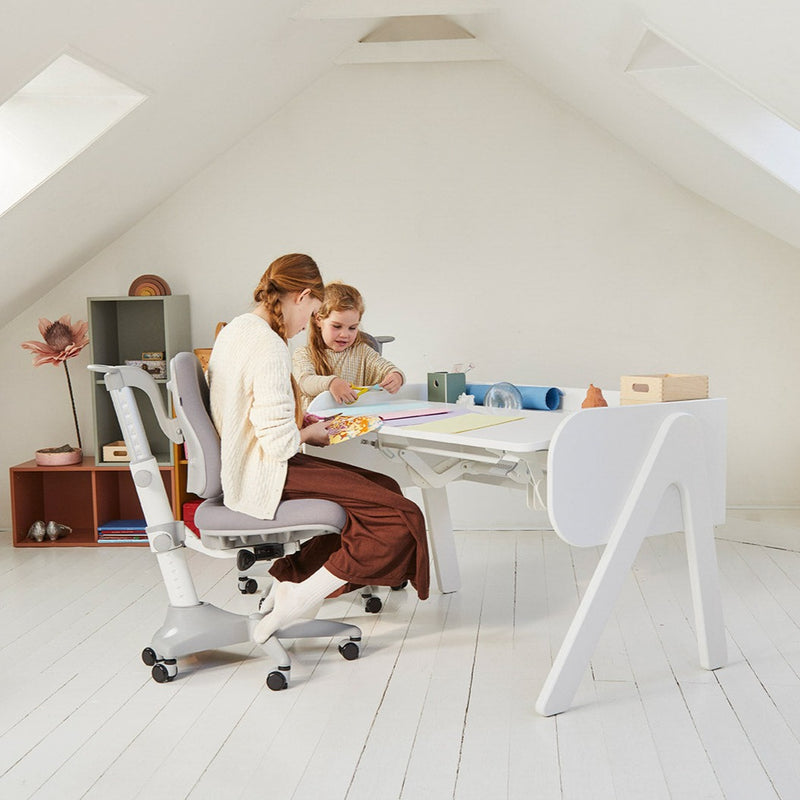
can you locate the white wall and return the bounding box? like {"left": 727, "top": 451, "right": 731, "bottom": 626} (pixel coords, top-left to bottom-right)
{"left": 2, "top": 59, "right": 799, "bottom": 529}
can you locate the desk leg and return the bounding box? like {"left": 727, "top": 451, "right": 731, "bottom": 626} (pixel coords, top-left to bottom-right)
{"left": 421, "top": 487, "right": 461, "bottom": 594}
{"left": 536, "top": 412, "right": 726, "bottom": 716}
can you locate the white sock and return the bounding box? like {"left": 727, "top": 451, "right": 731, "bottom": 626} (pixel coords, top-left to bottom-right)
{"left": 253, "top": 567, "right": 346, "bottom": 643}
{"left": 259, "top": 581, "right": 324, "bottom": 620}
{"left": 258, "top": 580, "right": 276, "bottom": 613}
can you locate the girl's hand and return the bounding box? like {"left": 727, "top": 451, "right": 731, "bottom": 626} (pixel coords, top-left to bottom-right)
{"left": 300, "top": 419, "right": 331, "bottom": 447}
{"left": 330, "top": 377, "right": 358, "bottom": 404}
{"left": 380, "top": 371, "right": 403, "bottom": 394}
{"left": 302, "top": 414, "right": 321, "bottom": 428}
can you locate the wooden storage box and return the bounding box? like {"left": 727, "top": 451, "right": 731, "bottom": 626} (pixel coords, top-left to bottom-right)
{"left": 102, "top": 440, "right": 131, "bottom": 462}
{"left": 620, "top": 374, "right": 708, "bottom": 405}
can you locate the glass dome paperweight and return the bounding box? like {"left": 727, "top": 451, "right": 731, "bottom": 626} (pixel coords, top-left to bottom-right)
{"left": 483, "top": 382, "right": 523, "bottom": 410}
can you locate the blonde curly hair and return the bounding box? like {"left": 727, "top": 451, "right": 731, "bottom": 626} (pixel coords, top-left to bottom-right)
{"left": 306, "top": 281, "right": 366, "bottom": 376}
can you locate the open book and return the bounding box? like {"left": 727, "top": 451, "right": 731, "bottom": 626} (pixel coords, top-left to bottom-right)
{"left": 326, "top": 414, "right": 383, "bottom": 445}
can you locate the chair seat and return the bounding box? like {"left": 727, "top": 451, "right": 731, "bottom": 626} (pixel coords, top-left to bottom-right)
{"left": 195, "top": 496, "right": 347, "bottom": 550}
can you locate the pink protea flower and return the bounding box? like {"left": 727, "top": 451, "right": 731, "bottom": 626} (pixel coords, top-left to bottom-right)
{"left": 21, "top": 315, "right": 89, "bottom": 449}
{"left": 21, "top": 315, "right": 89, "bottom": 366}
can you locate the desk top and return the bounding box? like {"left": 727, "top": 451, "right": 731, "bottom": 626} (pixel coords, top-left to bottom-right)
{"left": 376, "top": 403, "right": 567, "bottom": 454}
{"left": 308, "top": 385, "right": 572, "bottom": 455}
{"left": 310, "top": 385, "right": 723, "bottom": 459}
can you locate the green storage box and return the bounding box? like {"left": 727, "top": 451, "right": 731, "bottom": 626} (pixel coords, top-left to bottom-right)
{"left": 427, "top": 372, "right": 466, "bottom": 403}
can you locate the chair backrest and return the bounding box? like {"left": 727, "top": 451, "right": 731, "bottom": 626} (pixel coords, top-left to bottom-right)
{"left": 170, "top": 352, "right": 222, "bottom": 499}
{"left": 360, "top": 332, "right": 394, "bottom": 355}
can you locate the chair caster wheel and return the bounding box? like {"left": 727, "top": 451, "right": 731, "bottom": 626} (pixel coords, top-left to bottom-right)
{"left": 152, "top": 662, "right": 176, "bottom": 683}
{"left": 267, "top": 670, "right": 289, "bottom": 691}
{"left": 391, "top": 581, "right": 408, "bottom": 591}
{"left": 364, "top": 596, "right": 382, "bottom": 613}
{"left": 339, "top": 640, "right": 360, "bottom": 661}
{"left": 239, "top": 577, "right": 258, "bottom": 594}
{"left": 141, "top": 647, "right": 158, "bottom": 666}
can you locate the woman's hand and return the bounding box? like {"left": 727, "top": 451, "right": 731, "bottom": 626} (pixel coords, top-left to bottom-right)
{"left": 380, "top": 371, "right": 404, "bottom": 394}
{"left": 299, "top": 419, "right": 331, "bottom": 447}
{"left": 330, "top": 377, "right": 358, "bottom": 404}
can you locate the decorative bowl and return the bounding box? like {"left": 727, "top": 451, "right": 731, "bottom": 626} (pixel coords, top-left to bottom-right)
{"left": 35, "top": 447, "right": 82, "bottom": 466}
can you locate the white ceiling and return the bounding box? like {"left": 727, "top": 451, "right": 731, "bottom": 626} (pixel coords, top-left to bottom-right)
{"left": 2, "top": 0, "right": 799, "bottom": 327}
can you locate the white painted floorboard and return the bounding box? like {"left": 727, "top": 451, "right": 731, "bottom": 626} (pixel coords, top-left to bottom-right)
{"left": 1, "top": 511, "right": 800, "bottom": 800}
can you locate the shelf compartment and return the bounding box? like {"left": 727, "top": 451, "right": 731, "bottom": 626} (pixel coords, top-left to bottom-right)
{"left": 10, "top": 458, "right": 175, "bottom": 547}
{"left": 93, "top": 382, "right": 173, "bottom": 466}
{"left": 94, "top": 467, "right": 173, "bottom": 528}
{"left": 87, "top": 295, "right": 191, "bottom": 469}
{"left": 11, "top": 464, "right": 96, "bottom": 546}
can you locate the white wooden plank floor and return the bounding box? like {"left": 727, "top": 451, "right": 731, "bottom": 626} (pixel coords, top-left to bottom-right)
{"left": 1, "top": 512, "right": 800, "bottom": 800}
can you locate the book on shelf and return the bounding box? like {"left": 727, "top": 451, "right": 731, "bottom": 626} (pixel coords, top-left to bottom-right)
{"left": 97, "top": 519, "right": 148, "bottom": 542}
{"left": 97, "top": 519, "right": 147, "bottom": 531}
{"left": 98, "top": 536, "right": 148, "bottom": 543}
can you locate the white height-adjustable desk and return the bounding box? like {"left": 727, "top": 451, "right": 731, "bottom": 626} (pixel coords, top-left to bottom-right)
{"left": 309, "top": 388, "right": 728, "bottom": 715}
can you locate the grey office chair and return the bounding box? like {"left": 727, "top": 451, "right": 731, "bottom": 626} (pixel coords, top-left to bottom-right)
{"left": 361, "top": 332, "right": 394, "bottom": 355}
{"left": 90, "top": 353, "right": 365, "bottom": 691}
{"left": 177, "top": 351, "right": 383, "bottom": 613}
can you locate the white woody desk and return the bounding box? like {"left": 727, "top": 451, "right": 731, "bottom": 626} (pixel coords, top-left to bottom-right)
{"left": 308, "top": 389, "right": 727, "bottom": 715}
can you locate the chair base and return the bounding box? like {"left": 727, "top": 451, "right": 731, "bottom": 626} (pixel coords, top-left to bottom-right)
{"left": 142, "top": 602, "right": 362, "bottom": 688}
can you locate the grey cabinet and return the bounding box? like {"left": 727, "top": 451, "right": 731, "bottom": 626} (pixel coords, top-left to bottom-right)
{"left": 87, "top": 295, "right": 191, "bottom": 465}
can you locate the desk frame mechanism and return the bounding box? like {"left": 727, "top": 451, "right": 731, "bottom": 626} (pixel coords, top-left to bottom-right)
{"left": 368, "top": 436, "right": 547, "bottom": 596}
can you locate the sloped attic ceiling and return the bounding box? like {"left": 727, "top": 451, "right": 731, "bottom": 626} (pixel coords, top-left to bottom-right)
{"left": 0, "top": 0, "right": 374, "bottom": 327}
{"left": 2, "top": 0, "right": 800, "bottom": 329}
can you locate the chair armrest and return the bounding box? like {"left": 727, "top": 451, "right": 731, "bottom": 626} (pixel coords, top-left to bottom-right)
{"left": 89, "top": 363, "right": 183, "bottom": 444}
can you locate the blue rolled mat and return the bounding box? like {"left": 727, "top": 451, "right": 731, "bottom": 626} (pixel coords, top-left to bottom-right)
{"left": 466, "top": 383, "right": 562, "bottom": 411}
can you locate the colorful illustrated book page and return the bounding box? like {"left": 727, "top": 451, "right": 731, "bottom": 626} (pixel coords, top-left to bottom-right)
{"left": 327, "top": 414, "right": 383, "bottom": 444}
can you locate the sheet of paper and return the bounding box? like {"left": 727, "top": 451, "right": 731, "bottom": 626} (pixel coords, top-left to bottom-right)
{"left": 378, "top": 406, "right": 450, "bottom": 421}
{"left": 403, "top": 412, "right": 524, "bottom": 434}
{"left": 323, "top": 400, "right": 432, "bottom": 418}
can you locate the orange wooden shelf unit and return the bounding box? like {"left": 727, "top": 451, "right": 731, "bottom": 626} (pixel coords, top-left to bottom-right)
{"left": 9, "top": 456, "right": 177, "bottom": 547}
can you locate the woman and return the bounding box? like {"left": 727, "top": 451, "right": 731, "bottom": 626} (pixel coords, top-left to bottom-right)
{"left": 208, "top": 253, "right": 429, "bottom": 643}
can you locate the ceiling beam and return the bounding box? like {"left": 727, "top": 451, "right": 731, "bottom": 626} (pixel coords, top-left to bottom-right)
{"left": 335, "top": 38, "right": 497, "bottom": 63}
{"left": 295, "top": 0, "right": 497, "bottom": 20}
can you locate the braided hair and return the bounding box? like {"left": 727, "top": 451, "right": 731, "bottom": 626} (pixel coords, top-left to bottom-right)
{"left": 253, "top": 254, "right": 324, "bottom": 424}
{"left": 253, "top": 253, "right": 324, "bottom": 340}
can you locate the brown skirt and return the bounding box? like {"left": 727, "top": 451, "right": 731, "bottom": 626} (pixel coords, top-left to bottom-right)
{"left": 268, "top": 453, "right": 430, "bottom": 600}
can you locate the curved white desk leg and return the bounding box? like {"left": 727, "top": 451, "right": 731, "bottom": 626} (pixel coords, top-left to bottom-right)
{"left": 421, "top": 487, "right": 461, "bottom": 594}
{"left": 682, "top": 439, "right": 727, "bottom": 672}
{"left": 536, "top": 412, "right": 726, "bottom": 716}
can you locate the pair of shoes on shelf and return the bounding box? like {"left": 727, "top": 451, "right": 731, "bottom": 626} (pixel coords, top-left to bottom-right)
{"left": 26, "top": 520, "right": 71, "bottom": 542}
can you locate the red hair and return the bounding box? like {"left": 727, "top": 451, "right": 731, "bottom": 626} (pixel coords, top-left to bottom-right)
{"left": 253, "top": 253, "right": 324, "bottom": 425}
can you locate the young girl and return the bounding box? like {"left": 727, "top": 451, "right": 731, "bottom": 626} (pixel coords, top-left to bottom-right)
{"left": 207, "top": 255, "right": 428, "bottom": 644}
{"left": 292, "top": 282, "right": 404, "bottom": 410}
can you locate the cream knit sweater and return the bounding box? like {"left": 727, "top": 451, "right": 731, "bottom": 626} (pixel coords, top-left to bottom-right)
{"left": 208, "top": 313, "right": 299, "bottom": 520}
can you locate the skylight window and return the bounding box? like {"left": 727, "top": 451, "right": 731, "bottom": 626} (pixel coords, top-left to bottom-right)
{"left": 627, "top": 29, "right": 800, "bottom": 194}
{"left": 0, "top": 53, "right": 146, "bottom": 215}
